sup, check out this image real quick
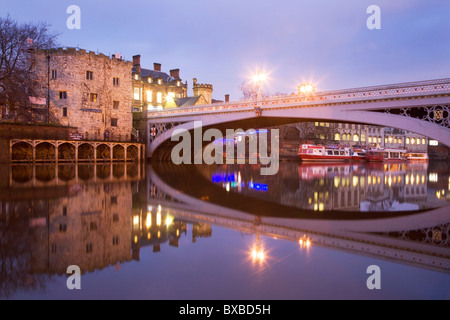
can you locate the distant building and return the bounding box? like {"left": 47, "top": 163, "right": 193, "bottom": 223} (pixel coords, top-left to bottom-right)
{"left": 300, "top": 122, "right": 428, "bottom": 152}
{"left": 33, "top": 47, "right": 134, "bottom": 142}
{"left": 131, "top": 55, "right": 188, "bottom": 112}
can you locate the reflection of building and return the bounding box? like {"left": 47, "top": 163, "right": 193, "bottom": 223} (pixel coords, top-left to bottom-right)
{"left": 131, "top": 204, "right": 188, "bottom": 259}
{"left": 192, "top": 223, "right": 212, "bottom": 243}
{"left": 0, "top": 179, "right": 135, "bottom": 277}
{"left": 34, "top": 180, "right": 133, "bottom": 274}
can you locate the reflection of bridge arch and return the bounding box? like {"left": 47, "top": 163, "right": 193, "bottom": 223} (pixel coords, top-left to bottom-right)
{"left": 147, "top": 79, "right": 450, "bottom": 159}
{"left": 147, "top": 164, "right": 450, "bottom": 272}
{"left": 9, "top": 140, "right": 144, "bottom": 163}
{"left": 9, "top": 163, "right": 144, "bottom": 188}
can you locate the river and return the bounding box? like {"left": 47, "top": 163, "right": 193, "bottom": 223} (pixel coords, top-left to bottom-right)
{"left": 0, "top": 160, "right": 449, "bottom": 299}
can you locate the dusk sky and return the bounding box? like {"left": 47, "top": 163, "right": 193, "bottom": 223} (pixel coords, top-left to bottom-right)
{"left": 1, "top": 0, "right": 449, "bottom": 100}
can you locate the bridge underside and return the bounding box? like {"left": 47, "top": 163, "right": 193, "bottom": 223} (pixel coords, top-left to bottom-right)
{"left": 150, "top": 113, "right": 448, "bottom": 161}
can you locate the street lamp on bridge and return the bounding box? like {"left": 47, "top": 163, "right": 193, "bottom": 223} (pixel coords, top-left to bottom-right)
{"left": 252, "top": 69, "right": 267, "bottom": 99}
{"left": 298, "top": 82, "right": 315, "bottom": 95}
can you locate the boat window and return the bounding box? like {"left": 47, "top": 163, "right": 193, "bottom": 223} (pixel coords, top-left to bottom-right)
{"left": 327, "top": 150, "right": 333, "bottom": 155}
{"left": 334, "top": 151, "right": 339, "bottom": 155}
{"left": 340, "top": 151, "right": 345, "bottom": 155}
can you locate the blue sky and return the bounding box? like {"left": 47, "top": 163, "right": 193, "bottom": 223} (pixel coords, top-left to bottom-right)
{"left": 1, "top": 0, "right": 449, "bottom": 100}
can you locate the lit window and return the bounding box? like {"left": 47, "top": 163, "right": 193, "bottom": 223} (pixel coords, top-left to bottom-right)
{"left": 158, "top": 78, "right": 162, "bottom": 85}
{"left": 394, "top": 138, "right": 397, "bottom": 144}
{"left": 406, "top": 138, "right": 410, "bottom": 144}
{"left": 168, "top": 92, "right": 175, "bottom": 98}
{"left": 398, "top": 138, "right": 402, "bottom": 144}
{"left": 90, "top": 93, "right": 98, "bottom": 103}
{"left": 177, "top": 80, "right": 181, "bottom": 86}
{"left": 353, "top": 134, "right": 359, "bottom": 142}
{"left": 147, "top": 90, "right": 152, "bottom": 103}
{"left": 133, "top": 88, "right": 140, "bottom": 100}
{"left": 368, "top": 137, "right": 372, "bottom": 143}
{"left": 429, "top": 140, "right": 438, "bottom": 146}
{"left": 134, "top": 74, "right": 139, "bottom": 80}
{"left": 157, "top": 92, "right": 162, "bottom": 104}
{"left": 422, "top": 138, "right": 426, "bottom": 145}
{"left": 361, "top": 134, "right": 365, "bottom": 142}
{"left": 148, "top": 78, "right": 152, "bottom": 83}
{"left": 411, "top": 138, "right": 415, "bottom": 144}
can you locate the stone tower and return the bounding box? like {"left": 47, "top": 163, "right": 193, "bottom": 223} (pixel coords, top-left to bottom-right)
{"left": 192, "top": 78, "right": 213, "bottom": 104}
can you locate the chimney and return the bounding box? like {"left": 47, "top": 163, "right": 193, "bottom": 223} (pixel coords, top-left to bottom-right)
{"left": 133, "top": 55, "right": 141, "bottom": 73}
{"left": 170, "top": 69, "right": 180, "bottom": 79}
{"left": 225, "top": 94, "right": 230, "bottom": 102}
{"left": 154, "top": 63, "right": 161, "bottom": 72}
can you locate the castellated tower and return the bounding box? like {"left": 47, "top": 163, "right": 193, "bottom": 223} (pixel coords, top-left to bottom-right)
{"left": 33, "top": 48, "right": 133, "bottom": 142}
{"left": 192, "top": 78, "right": 213, "bottom": 105}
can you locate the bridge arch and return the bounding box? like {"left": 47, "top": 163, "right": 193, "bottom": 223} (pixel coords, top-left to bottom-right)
{"left": 147, "top": 79, "right": 450, "bottom": 159}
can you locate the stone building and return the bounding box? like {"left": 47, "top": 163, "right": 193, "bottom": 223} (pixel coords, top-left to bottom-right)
{"left": 33, "top": 48, "right": 134, "bottom": 142}
{"left": 131, "top": 55, "right": 188, "bottom": 112}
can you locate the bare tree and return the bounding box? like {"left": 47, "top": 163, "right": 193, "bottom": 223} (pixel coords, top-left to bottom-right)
{"left": 0, "top": 15, "right": 58, "bottom": 122}
{"left": 239, "top": 81, "right": 290, "bottom": 100}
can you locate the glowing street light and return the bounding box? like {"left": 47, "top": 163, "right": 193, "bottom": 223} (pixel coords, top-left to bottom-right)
{"left": 252, "top": 69, "right": 267, "bottom": 99}
{"left": 298, "top": 82, "right": 315, "bottom": 95}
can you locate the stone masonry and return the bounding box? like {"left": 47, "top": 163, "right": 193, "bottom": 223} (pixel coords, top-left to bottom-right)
{"left": 33, "top": 48, "right": 133, "bottom": 142}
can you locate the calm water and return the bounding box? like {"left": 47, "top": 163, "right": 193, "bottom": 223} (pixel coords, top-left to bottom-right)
{"left": 0, "top": 160, "right": 449, "bottom": 300}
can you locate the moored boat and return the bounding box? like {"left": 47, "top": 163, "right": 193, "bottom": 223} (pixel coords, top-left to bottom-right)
{"left": 406, "top": 152, "right": 429, "bottom": 162}
{"left": 366, "top": 149, "right": 385, "bottom": 162}
{"left": 351, "top": 147, "right": 367, "bottom": 161}
{"left": 366, "top": 148, "right": 407, "bottom": 162}
{"left": 298, "top": 143, "right": 352, "bottom": 162}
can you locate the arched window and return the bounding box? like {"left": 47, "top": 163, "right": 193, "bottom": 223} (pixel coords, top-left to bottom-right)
{"left": 353, "top": 134, "right": 359, "bottom": 142}
{"left": 334, "top": 133, "right": 341, "bottom": 141}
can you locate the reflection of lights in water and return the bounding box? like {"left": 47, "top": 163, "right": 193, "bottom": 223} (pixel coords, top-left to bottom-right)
{"left": 429, "top": 173, "right": 438, "bottom": 183}
{"left": 165, "top": 215, "right": 174, "bottom": 227}
{"left": 146, "top": 214, "right": 151, "bottom": 228}
{"left": 405, "top": 175, "right": 409, "bottom": 185}
{"left": 133, "top": 215, "right": 139, "bottom": 226}
{"left": 251, "top": 248, "right": 265, "bottom": 263}
{"left": 299, "top": 235, "right": 312, "bottom": 249}
{"left": 147, "top": 232, "right": 151, "bottom": 240}
{"left": 134, "top": 235, "right": 138, "bottom": 243}
{"left": 156, "top": 211, "right": 161, "bottom": 226}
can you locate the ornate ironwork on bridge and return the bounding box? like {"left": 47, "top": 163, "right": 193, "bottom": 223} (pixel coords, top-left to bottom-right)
{"left": 374, "top": 105, "right": 450, "bottom": 129}
{"left": 149, "top": 122, "right": 184, "bottom": 144}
